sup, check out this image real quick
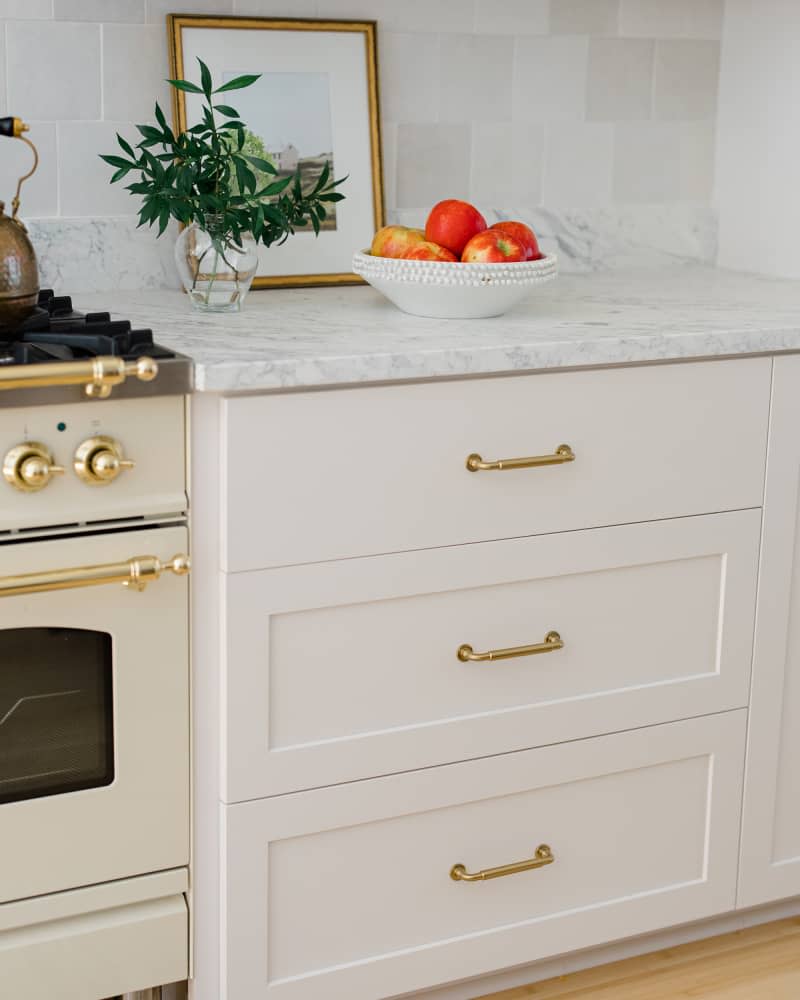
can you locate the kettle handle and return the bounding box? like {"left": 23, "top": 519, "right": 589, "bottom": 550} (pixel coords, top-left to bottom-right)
{"left": 0, "top": 119, "right": 38, "bottom": 221}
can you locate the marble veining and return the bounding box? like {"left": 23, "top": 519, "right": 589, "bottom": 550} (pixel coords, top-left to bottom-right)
{"left": 77, "top": 265, "right": 800, "bottom": 394}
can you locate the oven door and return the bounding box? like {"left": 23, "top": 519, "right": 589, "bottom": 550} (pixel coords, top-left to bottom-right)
{"left": 0, "top": 525, "right": 188, "bottom": 903}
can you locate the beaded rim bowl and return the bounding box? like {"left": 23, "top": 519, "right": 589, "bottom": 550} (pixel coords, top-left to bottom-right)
{"left": 352, "top": 250, "right": 558, "bottom": 319}
{"left": 352, "top": 250, "right": 558, "bottom": 286}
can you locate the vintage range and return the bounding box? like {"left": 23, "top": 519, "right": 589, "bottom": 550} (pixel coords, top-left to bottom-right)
{"left": 0, "top": 292, "right": 192, "bottom": 1000}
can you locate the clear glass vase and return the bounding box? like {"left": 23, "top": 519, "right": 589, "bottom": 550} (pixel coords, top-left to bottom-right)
{"left": 174, "top": 221, "right": 259, "bottom": 313}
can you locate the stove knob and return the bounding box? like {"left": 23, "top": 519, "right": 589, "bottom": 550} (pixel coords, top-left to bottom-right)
{"left": 3, "top": 442, "right": 65, "bottom": 492}
{"left": 74, "top": 435, "right": 134, "bottom": 486}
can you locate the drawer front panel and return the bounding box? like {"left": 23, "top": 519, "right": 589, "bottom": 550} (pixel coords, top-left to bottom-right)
{"left": 223, "top": 359, "right": 770, "bottom": 570}
{"left": 223, "top": 712, "right": 746, "bottom": 1000}
{"left": 224, "top": 510, "right": 759, "bottom": 800}
{"left": 0, "top": 894, "right": 187, "bottom": 1000}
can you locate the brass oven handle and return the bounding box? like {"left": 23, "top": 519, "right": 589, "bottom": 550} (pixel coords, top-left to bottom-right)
{"left": 458, "top": 630, "right": 563, "bottom": 662}
{"left": 0, "top": 356, "right": 159, "bottom": 399}
{"left": 0, "top": 554, "right": 190, "bottom": 598}
{"left": 466, "top": 444, "right": 575, "bottom": 472}
{"left": 451, "top": 844, "right": 555, "bottom": 882}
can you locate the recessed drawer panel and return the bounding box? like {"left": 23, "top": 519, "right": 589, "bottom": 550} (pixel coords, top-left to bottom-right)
{"left": 223, "top": 712, "right": 745, "bottom": 1000}
{"left": 222, "top": 359, "right": 770, "bottom": 570}
{"left": 224, "top": 510, "right": 759, "bottom": 800}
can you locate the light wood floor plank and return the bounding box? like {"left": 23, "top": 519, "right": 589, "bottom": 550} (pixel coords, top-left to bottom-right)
{"left": 478, "top": 918, "right": 800, "bottom": 999}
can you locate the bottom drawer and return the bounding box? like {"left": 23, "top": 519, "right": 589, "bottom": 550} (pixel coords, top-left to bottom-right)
{"left": 224, "top": 711, "right": 746, "bottom": 1000}
{"left": 0, "top": 870, "right": 188, "bottom": 1000}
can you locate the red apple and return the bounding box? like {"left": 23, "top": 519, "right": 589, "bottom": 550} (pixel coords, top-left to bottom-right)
{"left": 370, "top": 225, "right": 426, "bottom": 258}
{"left": 402, "top": 240, "right": 458, "bottom": 262}
{"left": 461, "top": 230, "right": 526, "bottom": 263}
{"left": 425, "top": 199, "right": 487, "bottom": 257}
{"left": 490, "top": 220, "right": 542, "bottom": 261}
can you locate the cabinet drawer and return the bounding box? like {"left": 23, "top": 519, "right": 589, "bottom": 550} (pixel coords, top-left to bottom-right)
{"left": 223, "top": 359, "right": 770, "bottom": 570}
{"left": 0, "top": 871, "right": 187, "bottom": 1000}
{"left": 224, "top": 510, "right": 759, "bottom": 800}
{"left": 223, "top": 712, "right": 745, "bottom": 1000}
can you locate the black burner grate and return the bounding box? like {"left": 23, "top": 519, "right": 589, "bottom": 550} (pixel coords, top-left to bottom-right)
{"left": 0, "top": 290, "right": 175, "bottom": 365}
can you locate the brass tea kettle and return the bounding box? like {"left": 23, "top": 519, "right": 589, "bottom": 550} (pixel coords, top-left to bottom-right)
{"left": 0, "top": 117, "right": 39, "bottom": 327}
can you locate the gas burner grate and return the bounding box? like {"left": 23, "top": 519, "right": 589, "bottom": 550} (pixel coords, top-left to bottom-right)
{"left": 0, "top": 290, "right": 176, "bottom": 365}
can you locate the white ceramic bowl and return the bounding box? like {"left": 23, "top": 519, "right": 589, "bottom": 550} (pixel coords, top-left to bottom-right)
{"left": 352, "top": 249, "right": 558, "bottom": 319}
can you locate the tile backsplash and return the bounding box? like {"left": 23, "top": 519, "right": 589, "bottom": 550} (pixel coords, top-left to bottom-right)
{"left": 0, "top": 0, "right": 723, "bottom": 289}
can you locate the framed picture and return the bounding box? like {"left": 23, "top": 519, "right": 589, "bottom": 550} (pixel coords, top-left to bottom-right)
{"left": 167, "top": 15, "right": 384, "bottom": 288}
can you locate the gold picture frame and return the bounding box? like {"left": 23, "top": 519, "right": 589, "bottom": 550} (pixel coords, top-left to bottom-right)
{"left": 167, "top": 14, "right": 384, "bottom": 289}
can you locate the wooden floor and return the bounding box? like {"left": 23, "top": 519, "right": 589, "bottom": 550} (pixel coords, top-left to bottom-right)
{"left": 479, "top": 918, "right": 800, "bottom": 999}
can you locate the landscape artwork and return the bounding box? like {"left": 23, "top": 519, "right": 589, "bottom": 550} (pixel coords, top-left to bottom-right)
{"left": 168, "top": 15, "right": 383, "bottom": 288}
{"left": 226, "top": 71, "right": 338, "bottom": 231}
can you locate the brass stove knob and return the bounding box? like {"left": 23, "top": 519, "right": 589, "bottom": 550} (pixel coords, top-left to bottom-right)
{"left": 3, "top": 442, "right": 64, "bottom": 492}
{"left": 74, "top": 435, "right": 134, "bottom": 486}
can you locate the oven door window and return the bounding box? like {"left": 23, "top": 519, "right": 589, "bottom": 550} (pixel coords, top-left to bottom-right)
{"left": 0, "top": 628, "right": 114, "bottom": 804}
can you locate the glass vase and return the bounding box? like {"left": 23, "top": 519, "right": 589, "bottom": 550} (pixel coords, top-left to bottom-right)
{"left": 174, "top": 221, "right": 259, "bottom": 313}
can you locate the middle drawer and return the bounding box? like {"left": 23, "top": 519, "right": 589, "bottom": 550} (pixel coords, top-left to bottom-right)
{"left": 223, "top": 508, "right": 759, "bottom": 801}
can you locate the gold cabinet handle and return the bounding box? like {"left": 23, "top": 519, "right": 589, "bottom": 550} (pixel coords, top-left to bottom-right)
{"left": 0, "top": 356, "right": 158, "bottom": 399}
{"left": 451, "top": 844, "right": 554, "bottom": 882}
{"left": 466, "top": 444, "right": 575, "bottom": 472}
{"left": 0, "top": 554, "right": 190, "bottom": 598}
{"left": 458, "top": 630, "right": 563, "bottom": 662}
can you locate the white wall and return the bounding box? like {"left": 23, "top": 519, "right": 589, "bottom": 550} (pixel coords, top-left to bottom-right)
{"left": 715, "top": 0, "right": 800, "bottom": 277}
{"left": 0, "top": 0, "right": 725, "bottom": 290}
{"left": 0, "top": 0, "right": 723, "bottom": 220}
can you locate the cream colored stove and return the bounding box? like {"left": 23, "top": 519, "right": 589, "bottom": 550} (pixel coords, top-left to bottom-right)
{"left": 0, "top": 346, "right": 191, "bottom": 1000}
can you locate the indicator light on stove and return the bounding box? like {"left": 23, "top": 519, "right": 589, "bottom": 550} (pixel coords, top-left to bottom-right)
{"left": 57, "top": 422, "right": 66, "bottom": 432}
{"left": 73, "top": 435, "right": 134, "bottom": 486}
{"left": 3, "top": 442, "right": 64, "bottom": 492}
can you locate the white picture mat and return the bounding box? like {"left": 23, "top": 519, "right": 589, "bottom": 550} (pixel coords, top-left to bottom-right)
{"left": 179, "top": 26, "right": 376, "bottom": 278}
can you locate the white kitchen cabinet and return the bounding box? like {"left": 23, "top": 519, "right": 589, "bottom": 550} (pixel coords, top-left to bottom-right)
{"left": 740, "top": 355, "right": 800, "bottom": 906}
{"left": 223, "top": 510, "right": 759, "bottom": 800}
{"left": 222, "top": 359, "right": 770, "bottom": 570}
{"left": 222, "top": 713, "right": 746, "bottom": 1000}
{"left": 190, "top": 353, "right": 795, "bottom": 1000}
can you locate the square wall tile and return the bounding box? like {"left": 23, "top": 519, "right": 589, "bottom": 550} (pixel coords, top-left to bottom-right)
{"left": 470, "top": 123, "right": 513, "bottom": 207}
{"left": 55, "top": 0, "right": 144, "bottom": 21}
{"left": 0, "top": 24, "right": 6, "bottom": 115}
{"left": 653, "top": 40, "right": 719, "bottom": 120}
{"left": 8, "top": 21, "right": 101, "bottom": 120}
{"left": 395, "top": 122, "right": 470, "bottom": 209}
{"left": 233, "top": 0, "right": 318, "bottom": 12}
{"left": 474, "top": 0, "right": 547, "bottom": 35}
{"left": 379, "top": 32, "right": 439, "bottom": 124}
{"left": 440, "top": 34, "right": 513, "bottom": 123}
{"left": 619, "top": 0, "right": 723, "bottom": 39}
{"left": 380, "top": 120, "right": 398, "bottom": 214}
{"left": 613, "top": 121, "right": 681, "bottom": 202}
{"left": 0, "top": 123, "right": 57, "bottom": 218}
{"left": 587, "top": 38, "right": 653, "bottom": 121}
{"left": 103, "top": 24, "right": 172, "bottom": 123}
{"left": 316, "top": 0, "right": 475, "bottom": 33}
{"left": 549, "top": 0, "right": 619, "bottom": 36}
{"left": 59, "top": 122, "right": 142, "bottom": 216}
{"left": 511, "top": 123, "right": 545, "bottom": 203}
{"left": 146, "top": 0, "right": 232, "bottom": 22}
{"left": 678, "top": 120, "right": 715, "bottom": 201}
{"left": 544, "top": 122, "right": 613, "bottom": 206}
{"left": 0, "top": 0, "right": 52, "bottom": 16}
{"left": 513, "top": 36, "right": 588, "bottom": 122}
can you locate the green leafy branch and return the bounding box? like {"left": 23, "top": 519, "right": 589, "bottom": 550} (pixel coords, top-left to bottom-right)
{"left": 99, "top": 59, "right": 346, "bottom": 249}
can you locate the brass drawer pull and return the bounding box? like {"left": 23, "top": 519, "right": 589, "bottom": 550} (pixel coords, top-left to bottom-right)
{"left": 0, "top": 554, "right": 190, "bottom": 598}
{"left": 466, "top": 444, "right": 575, "bottom": 472}
{"left": 458, "top": 630, "right": 563, "bottom": 662}
{"left": 451, "top": 844, "right": 555, "bottom": 882}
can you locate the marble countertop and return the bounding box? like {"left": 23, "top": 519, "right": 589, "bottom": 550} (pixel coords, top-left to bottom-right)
{"left": 79, "top": 265, "right": 800, "bottom": 393}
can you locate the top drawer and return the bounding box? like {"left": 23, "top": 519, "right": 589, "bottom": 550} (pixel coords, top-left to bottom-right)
{"left": 223, "top": 358, "right": 770, "bottom": 571}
